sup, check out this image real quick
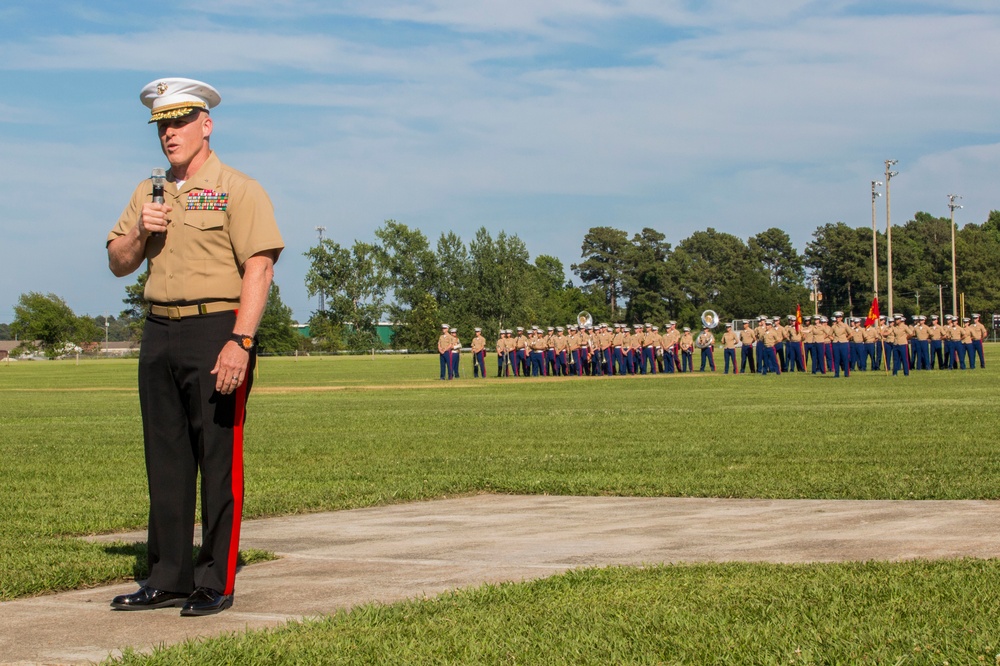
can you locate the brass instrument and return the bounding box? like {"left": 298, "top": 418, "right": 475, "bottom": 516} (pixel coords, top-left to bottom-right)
{"left": 577, "top": 311, "right": 593, "bottom": 328}
{"left": 701, "top": 310, "right": 720, "bottom": 329}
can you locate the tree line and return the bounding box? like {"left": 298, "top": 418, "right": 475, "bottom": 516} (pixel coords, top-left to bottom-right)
{"left": 6, "top": 211, "right": 998, "bottom": 356}
{"left": 304, "top": 212, "right": 1000, "bottom": 353}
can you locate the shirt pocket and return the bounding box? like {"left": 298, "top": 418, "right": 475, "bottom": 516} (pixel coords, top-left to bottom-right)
{"left": 181, "top": 210, "right": 231, "bottom": 265}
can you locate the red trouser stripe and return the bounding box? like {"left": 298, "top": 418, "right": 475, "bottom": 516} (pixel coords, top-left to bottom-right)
{"left": 224, "top": 379, "right": 247, "bottom": 595}
{"left": 225, "top": 307, "right": 246, "bottom": 597}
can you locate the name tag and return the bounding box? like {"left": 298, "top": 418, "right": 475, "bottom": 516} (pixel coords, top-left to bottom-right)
{"left": 187, "top": 189, "right": 229, "bottom": 211}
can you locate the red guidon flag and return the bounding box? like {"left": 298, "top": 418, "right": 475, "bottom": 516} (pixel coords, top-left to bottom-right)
{"left": 865, "top": 296, "right": 880, "bottom": 327}
{"left": 795, "top": 303, "right": 802, "bottom": 332}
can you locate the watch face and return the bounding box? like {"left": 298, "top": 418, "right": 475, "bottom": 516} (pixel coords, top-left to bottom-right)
{"left": 241, "top": 337, "right": 253, "bottom": 349}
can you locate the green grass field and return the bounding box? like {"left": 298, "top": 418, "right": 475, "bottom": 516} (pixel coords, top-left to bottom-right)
{"left": 2, "top": 352, "right": 999, "bottom": 664}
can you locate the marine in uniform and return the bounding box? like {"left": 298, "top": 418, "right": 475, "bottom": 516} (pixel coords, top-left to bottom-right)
{"left": 662, "top": 322, "right": 679, "bottom": 373}
{"left": 861, "top": 319, "right": 879, "bottom": 371}
{"left": 754, "top": 316, "right": 767, "bottom": 373}
{"left": 722, "top": 323, "right": 738, "bottom": 374}
{"left": 679, "top": 327, "right": 694, "bottom": 372}
{"left": 761, "top": 319, "right": 781, "bottom": 375}
{"left": 514, "top": 327, "right": 528, "bottom": 376}
{"left": 891, "top": 314, "right": 911, "bottom": 375}
{"left": 450, "top": 327, "right": 462, "bottom": 378}
{"left": 496, "top": 329, "right": 510, "bottom": 377}
{"left": 470, "top": 327, "right": 486, "bottom": 378}
{"left": 554, "top": 327, "right": 569, "bottom": 376}
{"left": 928, "top": 315, "right": 944, "bottom": 369}
{"left": 971, "top": 314, "right": 986, "bottom": 368}
{"left": 697, "top": 327, "right": 716, "bottom": 371}
{"left": 912, "top": 316, "right": 930, "bottom": 370}
{"left": 107, "top": 78, "right": 283, "bottom": 616}
{"left": 437, "top": 324, "right": 453, "bottom": 380}
{"left": 739, "top": 320, "right": 756, "bottom": 373}
{"left": 960, "top": 317, "right": 975, "bottom": 369}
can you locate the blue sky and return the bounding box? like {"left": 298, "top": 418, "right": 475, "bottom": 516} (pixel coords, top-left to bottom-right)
{"left": 2, "top": 1, "right": 999, "bottom": 324}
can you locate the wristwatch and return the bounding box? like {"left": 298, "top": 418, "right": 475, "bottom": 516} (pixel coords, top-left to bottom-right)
{"left": 230, "top": 333, "right": 255, "bottom": 351}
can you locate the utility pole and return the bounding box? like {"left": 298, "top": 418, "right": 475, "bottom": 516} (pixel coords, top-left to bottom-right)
{"left": 948, "top": 194, "right": 962, "bottom": 318}
{"left": 811, "top": 275, "right": 820, "bottom": 316}
{"left": 884, "top": 160, "right": 898, "bottom": 316}
{"left": 871, "top": 180, "right": 883, "bottom": 299}
{"left": 316, "top": 226, "right": 327, "bottom": 312}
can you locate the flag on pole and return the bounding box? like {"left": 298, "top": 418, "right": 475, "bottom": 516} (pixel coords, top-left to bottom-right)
{"left": 795, "top": 303, "right": 802, "bottom": 332}
{"left": 865, "top": 296, "right": 880, "bottom": 327}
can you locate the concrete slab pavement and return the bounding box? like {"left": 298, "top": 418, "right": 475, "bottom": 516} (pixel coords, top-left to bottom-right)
{"left": 3, "top": 495, "right": 1000, "bottom": 665}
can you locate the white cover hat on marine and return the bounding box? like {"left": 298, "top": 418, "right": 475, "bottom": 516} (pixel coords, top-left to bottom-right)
{"left": 140, "top": 78, "right": 221, "bottom": 123}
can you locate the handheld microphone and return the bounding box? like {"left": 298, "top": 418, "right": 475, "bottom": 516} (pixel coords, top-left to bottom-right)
{"left": 150, "top": 168, "right": 166, "bottom": 237}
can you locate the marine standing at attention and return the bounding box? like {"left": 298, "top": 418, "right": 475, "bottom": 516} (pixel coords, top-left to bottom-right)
{"left": 438, "top": 323, "right": 453, "bottom": 380}
{"left": 470, "top": 327, "right": 486, "bottom": 378}
{"left": 107, "top": 78, "right": 283, "bottom": 616}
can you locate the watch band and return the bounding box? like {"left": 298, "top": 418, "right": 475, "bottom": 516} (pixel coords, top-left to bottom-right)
{"left": 231, "top": 333, "right": 255, "bottom": 351}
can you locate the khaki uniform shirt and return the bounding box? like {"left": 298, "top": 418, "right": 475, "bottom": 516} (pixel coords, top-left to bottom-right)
{"left": 470, "top": 335, "right": 486, "bottom": 353}
{"left": 697, "top": 331, "right": 715, "bottom": 348}
{"left": 863, "top": 326, "right": 879, "bottom": 343}
{"left": 108, "top": 152, "right": 284, "bottom": 304}
{"left": 831, "top": 321, "right": 851, "bottom": 343}
{"left": 891, "top": 324, "right": 909, "bottom": 345}
{"left": 679, "top": 332, "right": 693, "bottom": 351}
{"left": 850, "top": 326, "right": 864, "bottom": 343}
{"left": 740, "top": 327, "right": 756, "bottom": 345}
{"left": 915, "top": 324, "right": 930, "bottom": 341}
{"left": 763, "top": 328, "right": 779, "bottom": 347}
{"left": 722, "top": 331, "right": 738, "bottom": 349}
{"left": 800, "top": 324, "right": 813, "bottom": 343}
{"left": 663, "top": 329, "right": 680, "bottom": 349}
{"left": 437, "top": 333, "right": 453, "bottom": 354}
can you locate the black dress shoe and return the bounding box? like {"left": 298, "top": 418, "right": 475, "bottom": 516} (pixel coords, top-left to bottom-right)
{"left": 111, "top": 585, "right": 188, "bottom": 610}
{"left": 180, "top": 587, "right": 233, "bottom": 616}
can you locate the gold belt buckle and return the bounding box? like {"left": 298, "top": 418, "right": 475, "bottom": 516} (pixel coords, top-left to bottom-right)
{"left": 167, "top": 305, "right": 183, "bottom": 320}
{"left": 198, "top": 303, "right": 209, "bottom": 315}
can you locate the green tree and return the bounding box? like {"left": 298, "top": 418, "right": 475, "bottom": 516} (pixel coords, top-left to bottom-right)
{"left": 747, "top": 228, "right": 809, "bottom": 316}
{"left": 256, "top": 283, "right": 299, "bottom": 354}
{"left": 435, "top": 231, "right": 471, "bottom": 328}
{"left": 10, "top": 292, "right": 97, "bottom": 357}
{"left": 465, "top": 228, "right": 534, "bottom": 333}
{"left": 119, "top": 270, "right": 149, "bottom": 341}
{"left": 622, "top": 228, "right": 671, "bottom": 324}
{"left": 666, "top": 228, "right": 756, "bottom": 326}
{"left": 390, "top": 292, "right": 440, "bottom": 351}
{"left": 572, "top": 227, "right": 630, "bottom": 317}
{"left": 805, "top": 223, "right": 872, "bottom": 316}
{"left": 374, "top": 220, "right": 440, "bottom": 341}
{"left": 304, "top": 239, "right": 386, "bottom": 331}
